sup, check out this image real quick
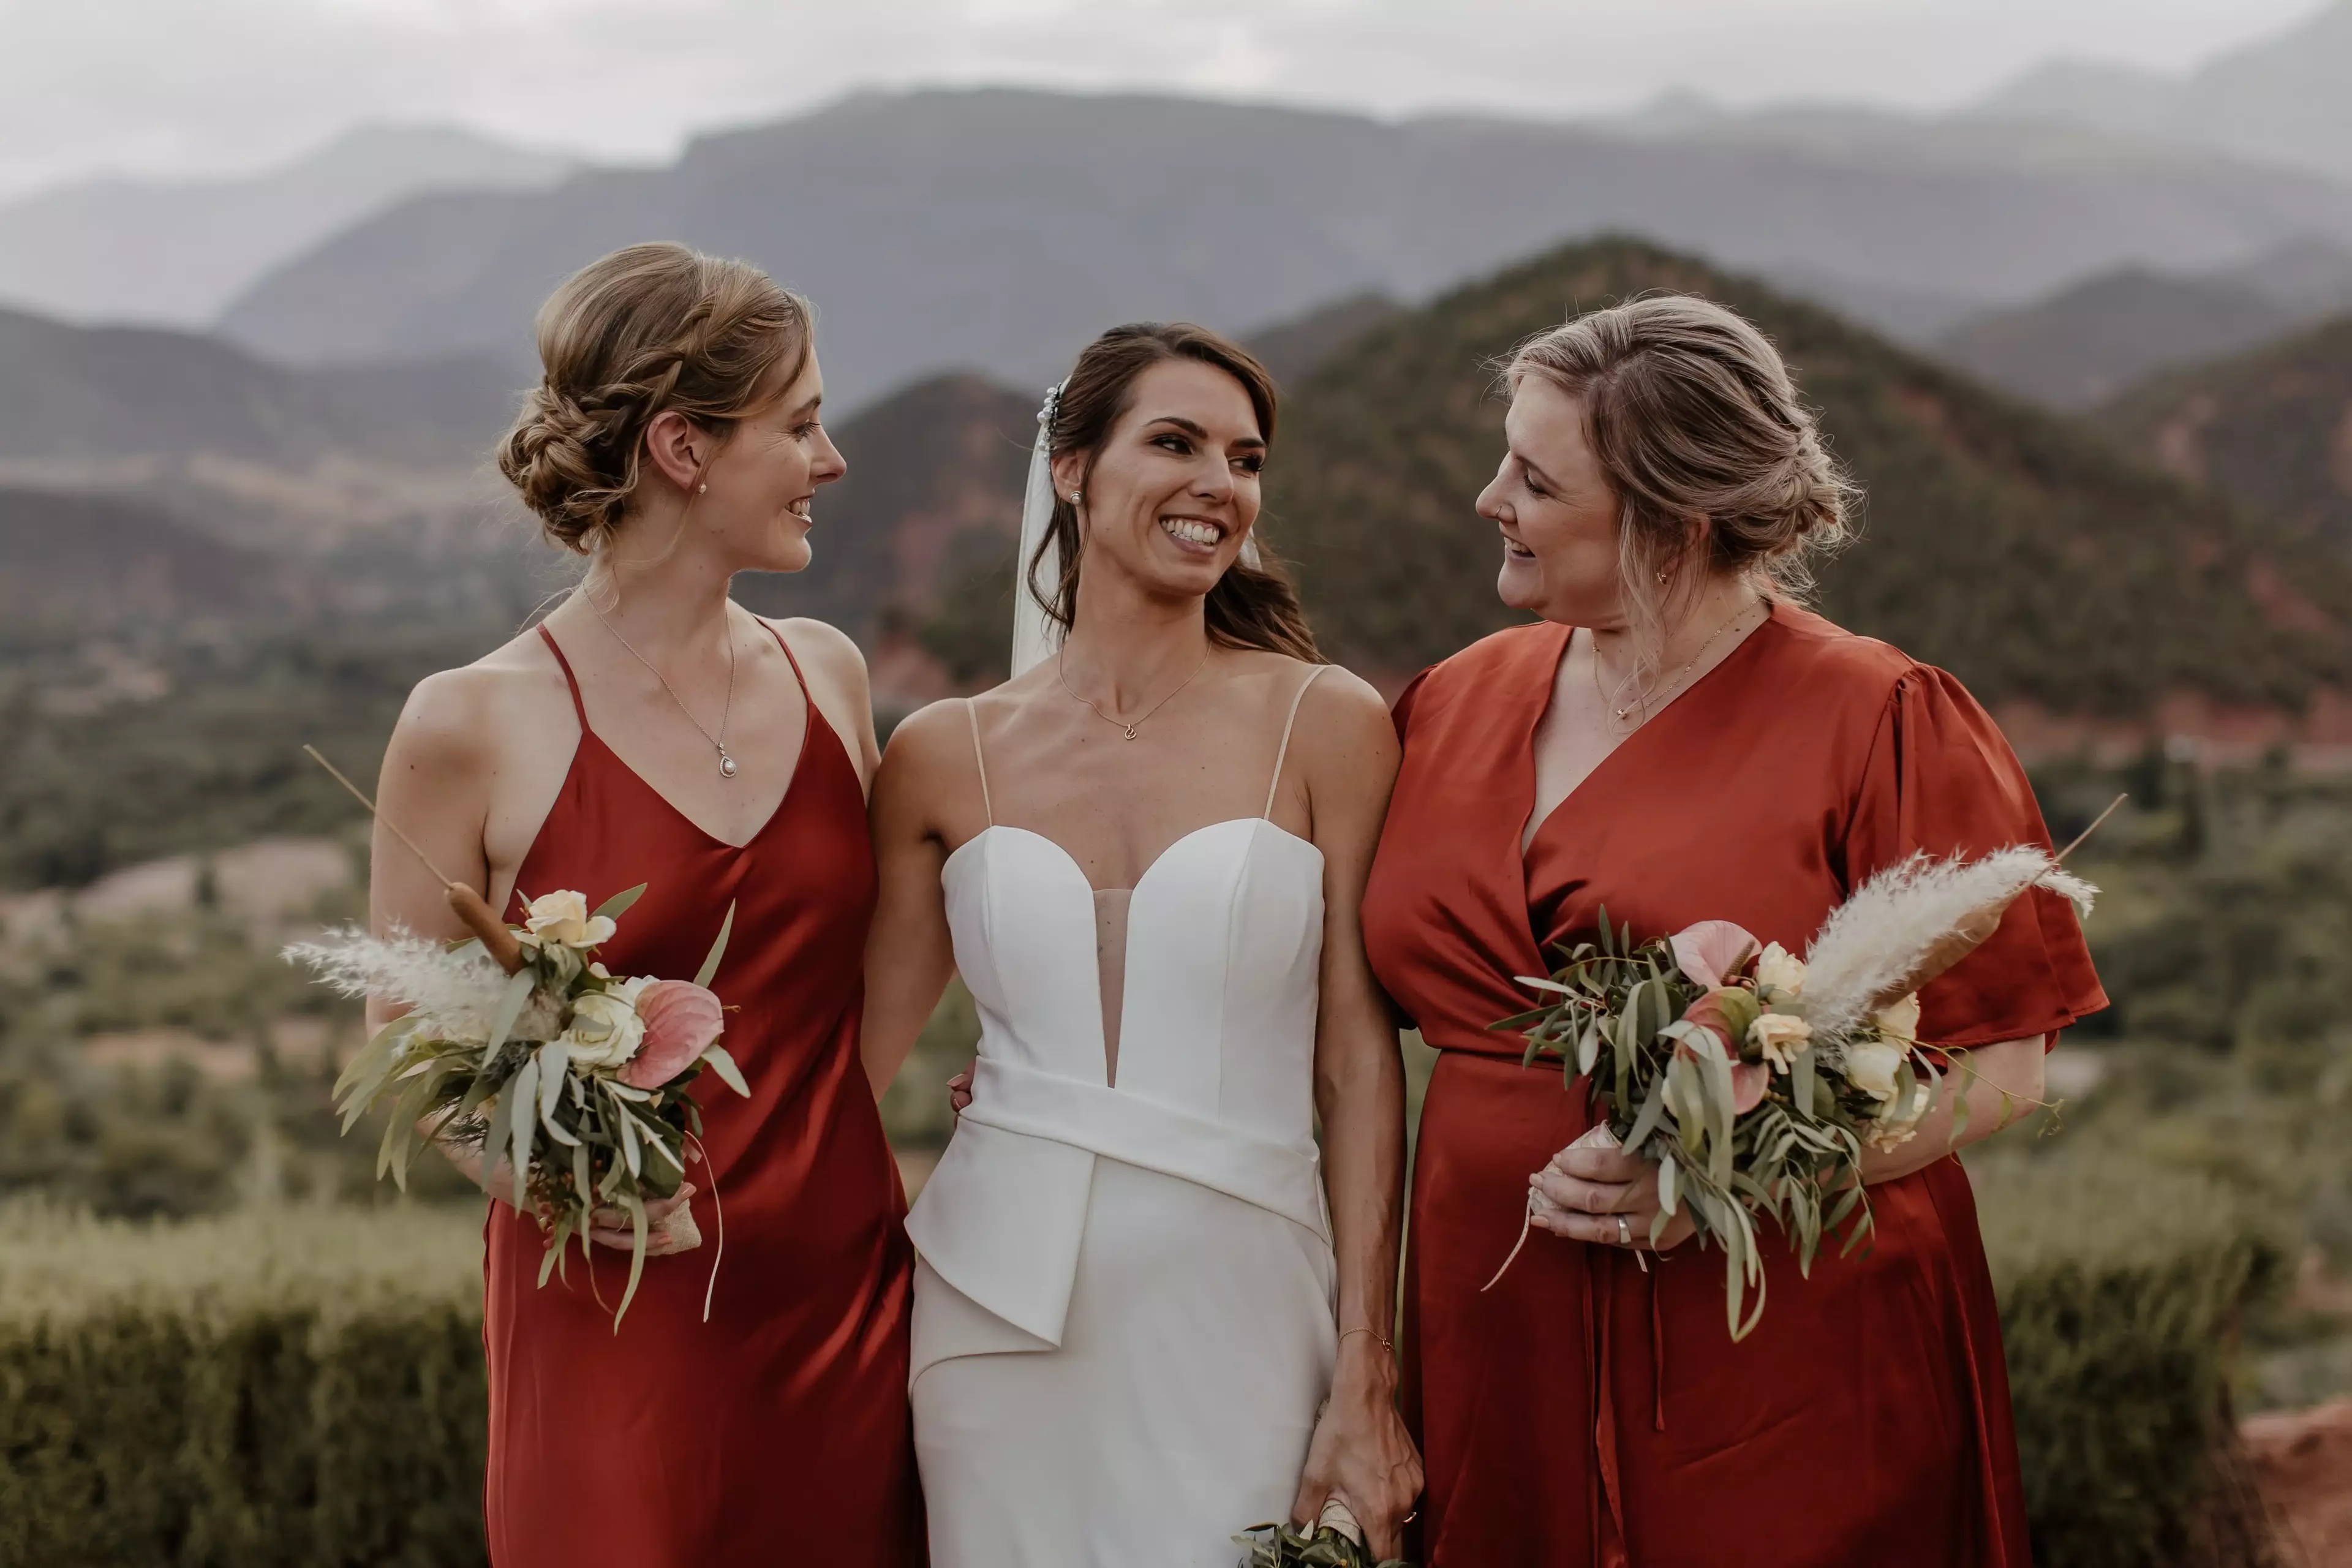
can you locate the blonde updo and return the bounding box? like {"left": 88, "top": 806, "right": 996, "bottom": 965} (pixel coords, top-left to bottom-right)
{"left": 497, "top": 242, "right": 812, "bottom": 552}
{"left": 1507, "top": 293, "right": 1856, "bottom": 643}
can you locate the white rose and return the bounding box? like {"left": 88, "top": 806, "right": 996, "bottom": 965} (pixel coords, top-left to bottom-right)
{"left": 1747, "top": 1011, "right": 1814, "bottom": 1071}
{"left": 1842, "top": 1037, "right": 1908, "bottom": 1104}
{"left": 563, "top": 980, "right": 649, "bottom": 1070}
{"left": 523, "top": 889, "right": 616, "bottom": 949}
{"left": 1755, "top": 943, "right": 1807, "bottom": 1002}
{"left": 1875, "top": 992, "right": 1923, "bottom": 1043}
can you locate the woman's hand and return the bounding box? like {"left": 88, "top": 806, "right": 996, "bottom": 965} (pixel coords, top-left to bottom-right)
{"left": 947, "top": 1058, "right": 974, "bottom": 1115}
{"left": 589, "top": 1183, "right": 701, "bottom": 1256}
{"left": 1530, "top": 1142, "right": 1695, "bottom": 1251}
{"left": 1289, "top": 1336, "right": 1423, "bottom": 1559}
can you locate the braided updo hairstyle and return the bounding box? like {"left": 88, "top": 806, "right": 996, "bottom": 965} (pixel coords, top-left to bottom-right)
{"left": 497, "top": 242, "right": 813, "bottom": 552}
{"left": 1507, "top": 293, "right": 1857, "bottom": 655}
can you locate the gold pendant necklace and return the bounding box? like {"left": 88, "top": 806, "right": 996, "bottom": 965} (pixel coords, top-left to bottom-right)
{"left": 1057, "top": 643, "right": 1211, "bottom": 740}
{"left": 1594, "top": 602, "right": 1757, "bottom": 725}
{"left": 587, "top": 597, "right": 741, "bottom": 778}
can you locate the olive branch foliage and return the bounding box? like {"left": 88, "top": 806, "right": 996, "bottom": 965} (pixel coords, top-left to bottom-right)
{"left": 1494, "top": 908, "right": 1931, "bottom": 1341}
{"left": 1235, "top": 1520, "right": 1410, "bottom": 1568}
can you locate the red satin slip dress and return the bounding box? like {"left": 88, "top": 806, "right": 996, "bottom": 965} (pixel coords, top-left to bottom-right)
{"left": 1362, "top": 602, "right": 2105, "bottom": 1567}
{"left": 480, "top": 622, "right": 923, "bottom": 1567}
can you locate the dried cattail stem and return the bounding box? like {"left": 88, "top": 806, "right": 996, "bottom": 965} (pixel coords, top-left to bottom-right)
{"left": 447, "top": 883, "right": 527, "bottom": 975}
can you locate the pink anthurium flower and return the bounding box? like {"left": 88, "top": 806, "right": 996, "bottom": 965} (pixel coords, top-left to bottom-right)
{"left": 1668, "top": 920, "right": 1759, "bottom": 990}
{"left": 619, "top": 980, "right": 725, "bottom": 1088}
{"left": 1677, "top": 989, "right": 1770, "bottom": 1115}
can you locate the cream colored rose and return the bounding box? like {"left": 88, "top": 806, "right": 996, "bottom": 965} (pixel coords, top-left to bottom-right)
{"left": 1865, "top": 1091, "right": 1931, "bottom": 1152}
{"left": 1755, "top": 942, "right": 1807, "bottom": 1002}
{"left": 523, "top": 889, "right": 616, "bottom": 949}
{"left": 1875, "top": 992, "right": 1923, "bottom": 1043}
{"left": 563, "top": 979, "right": 649, "bottom": 1070}
{"left": 1747, "top": 1011, "right": 1814, "bottom": 1071}
{"left": 1842, "top": 1037, "right": 1908, "bottom": 1104}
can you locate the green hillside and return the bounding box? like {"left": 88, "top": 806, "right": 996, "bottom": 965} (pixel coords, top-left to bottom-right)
{"left": 2095, "top": 314, "right": 2352, "bottom": 555}
{"left": 1267, "top": 236, "right": 2352, "bottom": 715}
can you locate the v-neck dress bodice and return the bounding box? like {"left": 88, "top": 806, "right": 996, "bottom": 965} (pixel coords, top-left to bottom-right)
{"left": 481, "top": 623, "right": 921, "bottom": 1568}
{"left": 1363, "top": 605, "right": 2105, "bottom": 1568}
{"left": 906, "top": 677, "right": 1341, "bottom": 1567}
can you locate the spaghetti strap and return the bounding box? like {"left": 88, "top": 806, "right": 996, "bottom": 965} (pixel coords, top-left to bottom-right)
{"left": 538, "top": 624, "right": 589, "bottom": 726}
{"left": 1264, "top": 666, "right": 1328, "bottom": 818}
{"left": 755, "top": 616, "right": 814, "bottom": 699}
{"left": 965, "top": 699, "right": 995, "bottom": 826}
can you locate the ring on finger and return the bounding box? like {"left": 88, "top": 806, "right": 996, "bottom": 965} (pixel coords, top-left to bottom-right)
{"left": 1615, "top": 1214, "right": 1632, "bottom": 1246}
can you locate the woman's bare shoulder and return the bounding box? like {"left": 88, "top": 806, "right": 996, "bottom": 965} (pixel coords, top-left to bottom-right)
{"left": 761, "top": 614, "right": 867, "bottom": 687}
{"left": 390, "top": 628, "right": 570, "bottom": 771}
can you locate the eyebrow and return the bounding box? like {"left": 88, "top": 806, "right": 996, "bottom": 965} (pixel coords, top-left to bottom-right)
{"left": 1144, "top": 414, "right": 1267, "bottom": 450}
{"left": 789, "top": 393, "right": 823, "bottom": 420}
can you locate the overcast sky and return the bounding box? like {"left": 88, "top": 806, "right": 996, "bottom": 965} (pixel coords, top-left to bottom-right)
{"left": 0, "top": 0, "right": 2329, "bottom": 200}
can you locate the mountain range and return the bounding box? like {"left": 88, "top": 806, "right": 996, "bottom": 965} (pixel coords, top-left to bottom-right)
{"left": 1934, "top": 239, "right": 2352, "bottom": 409}
{"left": 2095, "top": 315, "right": 2352, "bottom": 557}
{"left": 0, "top": 126, "right": 573, "bottom": 329}
{"left": 1968, "top": 0, "right": 2352, "bottom": 185}
{"left": 208, "top": 87, "right": 2352, "bottom": 411}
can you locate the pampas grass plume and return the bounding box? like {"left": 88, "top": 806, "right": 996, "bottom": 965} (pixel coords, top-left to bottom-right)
{"left": 1801, "top": 850, "right": 2097, "bottom": 1040}
{"left": 283, "top": 927, "right": 507, "bottom": 1038}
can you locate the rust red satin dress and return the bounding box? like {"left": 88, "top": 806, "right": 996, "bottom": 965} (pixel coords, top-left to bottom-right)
{"left": 1363, "top": 602, "right": 2105, "bottom": 1567}
{"left": 480, "top": 624, "right": 923, "bottom": 1567}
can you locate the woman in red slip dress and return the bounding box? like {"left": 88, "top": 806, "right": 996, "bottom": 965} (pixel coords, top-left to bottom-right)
{"left": 1361, "top": 295, "right": 2105, "bottom": 1566}
{"left": 368, "top": 243, "right": 922, "bottom": 1566}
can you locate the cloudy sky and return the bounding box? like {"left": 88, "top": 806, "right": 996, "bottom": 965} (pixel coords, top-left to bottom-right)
{"left": 0, "top": 0, "right": 2329, "bottom": 198}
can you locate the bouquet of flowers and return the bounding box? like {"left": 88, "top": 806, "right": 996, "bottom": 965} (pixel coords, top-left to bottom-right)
{"left": 287, "top": 882, "right": 745, "bottom": 1327}
{"left": 1237, "top": 1502, "right": 1409, "bottom": 1567}
{"left": 1491, "top": 844, "right": 2097, "bottom": 1340}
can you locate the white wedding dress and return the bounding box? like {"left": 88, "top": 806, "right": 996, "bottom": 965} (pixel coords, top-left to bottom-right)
{"left": 905, "top": 673, "right": 1339, "bottom": 1567}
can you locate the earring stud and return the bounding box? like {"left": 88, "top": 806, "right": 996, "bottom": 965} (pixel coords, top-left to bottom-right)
{"left": 1068, "top": 491, "right": 1082, "bottom": 504}
{"left": 697, "top": 483, "right": 709, "bottom": 494}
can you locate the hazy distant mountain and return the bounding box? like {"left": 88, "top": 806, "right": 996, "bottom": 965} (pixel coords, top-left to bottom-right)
{"left": 0, "top": 306, "right": 518, "bottom": 467}
{"left": 0, "top": 125, "right": 573, "bottom": 328}
{"left": 214, "top": 88, "right": 2352, "bottom": 409}
{"left": 1934, "top": 239, "right": 2352, "bottom": 409}
{"left": 1970, "top": 0, "right": 2352, "bottom": 184}
{"left": 2096, "top": 316, "right": 2352, "bottom": 554}
{"left": 0, "top": 488, "right": 322, "bottom": 630}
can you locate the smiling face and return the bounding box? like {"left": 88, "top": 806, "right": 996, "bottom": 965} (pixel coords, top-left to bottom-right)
{"left": 692, "top": 350, "right": 845, "bottom": 575}
{"left": 1052, "top": 356, "right": 1266, "bottom": 608}
{"left": 1478, "top": 374, "right": 1631, "bottom": 628}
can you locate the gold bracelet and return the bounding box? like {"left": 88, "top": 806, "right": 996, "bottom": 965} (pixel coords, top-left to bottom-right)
{"left": 1338, "top": 1326, "right": 1395, "bottom": 1355}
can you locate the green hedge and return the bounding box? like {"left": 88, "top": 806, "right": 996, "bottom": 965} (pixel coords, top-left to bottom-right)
{"left": 1978, "top": 1160, "right": 2292, "bottom": 1568}
{"left": 0, "top": 1166, "right": 2295, "bottom": 1568}
{"left": 0, "top": 1204, "right": 486, "bottom": 1567}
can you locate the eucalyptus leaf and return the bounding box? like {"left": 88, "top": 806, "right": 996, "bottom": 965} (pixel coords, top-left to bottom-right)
{"left": 693, "top": 901, "right": 736, "bottom": 989}
{"left": 592, "top": 883, "right": 649, "bottom": 924}
{"left": 701, "top": 1043, "right": 750, "bottom": 1098}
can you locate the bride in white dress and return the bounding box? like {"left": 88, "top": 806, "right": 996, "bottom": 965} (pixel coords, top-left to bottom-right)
{"left": 861, "top": 323, "right": 1422, "bottom": 1564}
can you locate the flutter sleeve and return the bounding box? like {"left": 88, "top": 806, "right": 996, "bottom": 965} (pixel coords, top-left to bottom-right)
{"left": 1841, "top": 665, "right": 2108, "bottom": 1049}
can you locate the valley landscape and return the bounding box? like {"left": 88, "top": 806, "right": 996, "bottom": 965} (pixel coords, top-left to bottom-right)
{"left": 10, "top": 4, "right": 2352, "bottom": 1562}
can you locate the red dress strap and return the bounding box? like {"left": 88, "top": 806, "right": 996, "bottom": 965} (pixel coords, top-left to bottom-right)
{"left": 537, "top": 624, "right": 590, "bottom": 727}
{"left": 756, "top": 616, "right": 813, "bottom": 698}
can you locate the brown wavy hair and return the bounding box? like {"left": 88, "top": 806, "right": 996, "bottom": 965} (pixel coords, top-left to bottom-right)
{"left": 1031, "top": 322, "right": 1320, "bottom": 662}
{"left": 497, "top": 242, "right": 812, "bottom": 552}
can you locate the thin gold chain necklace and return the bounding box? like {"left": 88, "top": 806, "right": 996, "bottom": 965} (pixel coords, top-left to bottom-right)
{"left": 1057, "top": 642, "right": 1211, "bottom": 740}
{"left": 587, "top": 597, "right": 741, "bottom": 778}
{"left": 1593, "top": 601, "right": 1759, "bottom": 726}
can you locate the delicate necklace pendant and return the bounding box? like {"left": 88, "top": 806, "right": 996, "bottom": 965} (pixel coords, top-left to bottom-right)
{"left": 718, "top": 748, "right": 738, "bottom": 778}
{"left": 1122, "top": 725, "right": 1140, "bottom": 741}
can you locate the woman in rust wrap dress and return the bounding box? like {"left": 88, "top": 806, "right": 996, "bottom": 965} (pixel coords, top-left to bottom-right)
{"left": 1361, "top": 296, "right": 2104, "bottom": 1566}
{"left": 370, "top": 244, "right": 922, "bottom": 1565}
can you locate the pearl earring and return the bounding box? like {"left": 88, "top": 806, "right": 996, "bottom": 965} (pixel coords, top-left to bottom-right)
{"left": 1068, "top": 491, "right": 1082, "bottom": 504}
{"left": 697, "top": 483, "right": 709, "bottom": 494}
{"left": 1657, "top": 568, "right": 1670, "bottom": 585}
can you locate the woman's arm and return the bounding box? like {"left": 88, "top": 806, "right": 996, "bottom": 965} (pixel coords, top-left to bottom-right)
{"left": 771, "top": 616, "right": 881, "bottom": 794}
{"left": 858, "top": 701, "right": 965, "bottom": 1099}
{"left": 1284, "top": 673, "right": 1423, "bottom": 1556}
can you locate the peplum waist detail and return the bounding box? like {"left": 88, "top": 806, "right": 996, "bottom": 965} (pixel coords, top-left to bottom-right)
{"left": 904, "top": 1055, "right": 1329, "bottom": 1355}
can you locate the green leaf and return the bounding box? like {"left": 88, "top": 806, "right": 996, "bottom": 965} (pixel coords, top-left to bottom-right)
{"left": 693, "top": 902, "right": 736, "bottom": 989}
{"left": 615, "top": 1093, "right": 643, "bottom": 1179}
{"left": 537, "top": 1042, "right": 579, "bottom": 1146}
{"left": 613, "top": 1192, "right": 650, "bottom": 1330}
{"left": 483, "top": 968, "right": 538, "bottom": 1070}
{"left": 701, "top": 1042, "right": 750, "bottom": 1098}
{"left": 592, "top": 883, "right": 649, "bottom": 924}
{"left": 508, "top": 1054, "right": 541, "bottom": 1212}
{"left": 1658, "top": 1151, "right": 1679, "bottom": 1215}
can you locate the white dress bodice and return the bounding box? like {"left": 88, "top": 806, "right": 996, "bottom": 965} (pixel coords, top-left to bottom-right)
{"left": 903, "top": 813, "right": 1331, "bottom": 1365}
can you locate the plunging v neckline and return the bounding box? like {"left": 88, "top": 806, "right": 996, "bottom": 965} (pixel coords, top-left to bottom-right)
{"left": 1518, "top": 603, "right": 1781, "bottom": 864}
